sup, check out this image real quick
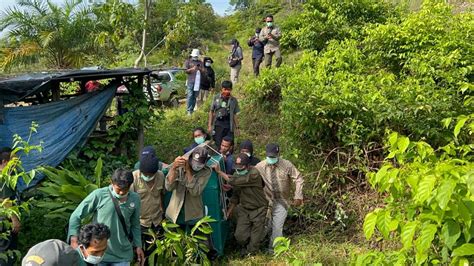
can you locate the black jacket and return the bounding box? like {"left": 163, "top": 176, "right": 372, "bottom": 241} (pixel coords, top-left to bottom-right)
{"left": 200, "top": 66, "right": 215, "bottom": 90}
{"left": 248, "top": 36, "right": 264, "bottom": 60}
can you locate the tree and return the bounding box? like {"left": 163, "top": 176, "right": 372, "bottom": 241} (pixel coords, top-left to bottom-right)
{"left": 0, "top": 0, "right": 97, "bottom": 70}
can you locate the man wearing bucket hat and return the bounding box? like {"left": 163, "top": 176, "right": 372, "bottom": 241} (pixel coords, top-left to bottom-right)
{"left": 165, "top": 147, "right": 212, "bottom": 224}
{"left": 255, "top": 143, "right": 304, "bottom": 252}
{"left": 184, "top": 49, "right": 203, "bottom": 116}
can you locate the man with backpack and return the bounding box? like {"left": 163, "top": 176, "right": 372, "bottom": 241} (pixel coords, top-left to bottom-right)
{"left": 208, "top": 80, "right": 240, "bottom": 148}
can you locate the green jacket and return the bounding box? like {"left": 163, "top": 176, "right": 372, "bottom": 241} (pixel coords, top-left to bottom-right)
{"left": 165, "top": 166, "right": 211, "bottom": 223}
{"left": 68, "top": 186, "right": 142, "bottom": 263}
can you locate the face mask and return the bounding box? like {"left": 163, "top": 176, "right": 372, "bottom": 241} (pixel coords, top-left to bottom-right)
{"left": 235, "top": 168, "right": 249, "bottom": 176}
{"left": 266, "top": 22, "right": 273, "bottom": 27}
{"left": 244, "top": 152, "right": 252, "bottom": 158}
{"left": 141, "top": 173, "right": 155, "bottom": 182}
{"left": 205, "top": 62, "right": 211, "bottom": 67}
{"left": 192, "top": 163, "right": 205, "bottom": 172}
{"left": 111, "top": 188, "right": 128, "bottom": 199}
{"left": 195, "top": 136, "right": 205, "bottom": 145}
{"left": 266, "top": 157, "right": 278, "bottom": 165}
{"left": 79, "top": 245, "right": 104, "bottom": 265}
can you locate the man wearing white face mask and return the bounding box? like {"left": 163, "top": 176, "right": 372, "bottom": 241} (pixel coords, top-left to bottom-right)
{"left": 68, "top": 169, "right": 145, "bottom": 266}
{"left": 22, "top": 223, "right": 110, "bottom": 266}
{"left": 165, "top": 147, "right": 211, "bottom": 224}
{"left": 130, "top": 149, "right": 165, "bottom": 264}
{"left": 255, "top": 143, "right": 304, "bottom": 252}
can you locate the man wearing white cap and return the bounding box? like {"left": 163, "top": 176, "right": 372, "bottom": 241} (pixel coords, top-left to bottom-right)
{"left": 184, "top": 49, "right": 203, "bottom": 116}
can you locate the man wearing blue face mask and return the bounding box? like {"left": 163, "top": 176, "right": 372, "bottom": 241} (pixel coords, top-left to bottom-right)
{"left": 23, "top": 223, "right": 111, "bottom": 266}
{"left": 130, "top": 150, "right": 165, "bottom": 264}
{"left": 68, "top": 169, "right": 145, "bottom": 266}
{"left": 255, "top": 143, "right": 304, "bottom": 253}
{"left": 259, "top": 14, "right": 282, "bottom": 68}
{"left": 213, "top": 153, "right": 268, "bottom": 255}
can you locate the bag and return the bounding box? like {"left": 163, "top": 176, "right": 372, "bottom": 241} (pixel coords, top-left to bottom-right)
{"left": 228, "top": 58, "right": 239, "bottom": 67}
{"left": 108, "top": 190, "right": 134, "bottom": 243}
{"left": 228, "top": 46, "right": 240, "bottom": 67}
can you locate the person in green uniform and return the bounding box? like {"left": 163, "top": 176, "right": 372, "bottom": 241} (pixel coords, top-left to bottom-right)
{"left": 22, "top": 223, "right": 111, "bottom": 266}
{"left": 68, "top": 169, "right": 145, "bottom": 266}
{"left": 165, "top": 147, "right": 212, "bottom": 224}
{"left": 130, "top": 151, "right": 165, "bottom": 263}
{"left": 214, "top": 153, "right": 269, "bottom": 255}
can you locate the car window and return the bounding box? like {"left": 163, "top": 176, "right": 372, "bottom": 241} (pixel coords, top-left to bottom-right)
{"left": 157, "top": 73, "right": 172, "bottom": 82}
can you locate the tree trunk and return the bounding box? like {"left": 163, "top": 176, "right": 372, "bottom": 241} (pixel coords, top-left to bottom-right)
{"left": 134, "top": 0, "right": 151, "bottom": 68}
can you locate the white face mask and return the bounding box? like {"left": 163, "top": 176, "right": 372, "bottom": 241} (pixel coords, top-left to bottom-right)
{"left": 244, "top": 152, "right": 252, "bottom": 158}
{"left": 79, "top": 245, "right": 104, "bottom": 265}
{"left": 205, "top": 62, "right": 211, "bottom": 67}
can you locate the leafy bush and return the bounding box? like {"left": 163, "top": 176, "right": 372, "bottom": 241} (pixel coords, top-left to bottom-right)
{"left": 37, "top": 158, "right": 103, "bottom": 221}
{"left": 282, "top": 0, "right": 396, "bottom": 51}
{"left": 148, "top": 216, "right": 215, "bottom": 266}
{"left": 245, "top": 1, "right": 473, "bottom": 151}
{"left": 359, "top": 115, "right": 474, "bottom": 265}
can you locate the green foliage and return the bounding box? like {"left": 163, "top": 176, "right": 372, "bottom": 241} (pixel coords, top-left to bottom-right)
{"left": 0, "top": 123, "right": 41, "bottom": 263}
{"left": 282, "top": 0, "right": 396, "bottom": 51}
{"left": 163, "top": 2, "right": 222, "bottom": 56}
{"left": 0, "top": 0, "right": 98, "bottom": 70}
{"left": 245, "top": 1, "right": 473, "bottom": 152}
{"left": 37, "top": 158, "right": 103, "bottom": 221}
{"left": 359, "top": 115, "right": 474, "bottom": 265}
{"left": 148, "top": 216, "right": 215, "bottom": 266}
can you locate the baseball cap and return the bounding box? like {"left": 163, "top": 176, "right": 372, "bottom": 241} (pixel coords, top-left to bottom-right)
{"left": 22, "top": 239, "right": 79, "bottom": 266}
{"left": 141, "top": 146, "right": 156, "bottom": 157}
{"left": 191, "top": 147, "right": 209, "bottom": 169}
{"left": 265, "top": 143, "right": 280, "bottom": 157}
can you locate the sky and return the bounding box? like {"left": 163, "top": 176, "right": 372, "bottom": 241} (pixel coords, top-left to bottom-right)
{"left": 0, "top": 0, "right": 231, "bottom": 16}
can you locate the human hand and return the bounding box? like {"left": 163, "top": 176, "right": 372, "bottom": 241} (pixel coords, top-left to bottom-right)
{"left": 173, "top": 156, "right": 186, "bottom": 168}
{"left": 222, "top": 183, "right": 232, "bottom": 191}
{"left": 226, "top": 208, "right": 233, "bottom": 219}
{"left": 11, "top": 217, "right": 21, "bottom": 233}
{"left": 136, "top": 247, "right": 145, "bottom": 266}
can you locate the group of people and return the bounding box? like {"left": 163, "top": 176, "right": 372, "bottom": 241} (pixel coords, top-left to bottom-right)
{"left": 184, "top": 14, "right": 282, "bottom": 116}
{"left": 229, "top": 14, "right": 282, "bottom": 82}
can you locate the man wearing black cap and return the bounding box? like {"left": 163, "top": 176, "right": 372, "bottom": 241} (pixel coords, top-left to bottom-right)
{"left": 133, "top": 146, "right": 167, "bottom": 172}
{"left": 23, "top": 223, "right": 111, "bottom": 266}
{"left": 213, "top": 153, "right": 268, "bottom": 255}
{"left": 239, "top": 140, "right": 261, "bottom": 166}
{"left": 255, "top": 143, "right": 304, "bottom": 252}
{"left": 68, "top": 169, "right": 145, "bottom": 266}
{"left": 130, "top": 149, "right": 165, "bottom": 262}
{"left": 165, "top": 147, "right": 212, "bottom": 224}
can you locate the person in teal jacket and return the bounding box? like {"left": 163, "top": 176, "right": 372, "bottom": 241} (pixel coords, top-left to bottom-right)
{"left": 68, "top": 169, "right": 145, "bottom": 266}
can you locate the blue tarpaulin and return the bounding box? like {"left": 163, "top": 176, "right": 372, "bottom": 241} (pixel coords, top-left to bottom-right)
{"left": 0, "top": 86, "right": 116, "bottom": 192}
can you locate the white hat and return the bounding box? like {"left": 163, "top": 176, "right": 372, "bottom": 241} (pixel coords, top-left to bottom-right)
{"left": 190, "top": 49, "right": 200, "bottom": 57}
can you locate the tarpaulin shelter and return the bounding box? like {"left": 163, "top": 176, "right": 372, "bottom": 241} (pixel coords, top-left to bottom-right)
{"left": 0, "top": 68, "right": 152, "bottom": 191}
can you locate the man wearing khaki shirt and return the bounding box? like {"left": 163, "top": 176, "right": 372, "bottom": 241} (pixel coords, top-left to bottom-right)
{"left": 255, "top": 143, "right": 304, "bottom": 251}
{"left": 130, "top": 148, "right": 165, "bottom": 263}
{"left": 259, "top": 14, "right": 282, "bottom": 68}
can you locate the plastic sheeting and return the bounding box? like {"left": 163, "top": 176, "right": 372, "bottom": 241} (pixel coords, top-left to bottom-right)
{"left": 0, "top": 86, "right": 116, "bottom": 192}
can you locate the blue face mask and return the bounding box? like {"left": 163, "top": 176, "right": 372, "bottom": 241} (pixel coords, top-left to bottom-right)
{"left": 266, "top": 157, "right": 278, "bottom": 165}
{"left": 141, "top": 173, "right": 155, "bottom": 182}
{"left": 235, "top": 168, "right": 249, "bottom": 176}
{"left": 194, "top": 136, "right": 205, "bottom": 145}
{"left": 79, "top": 245, "right": 104, "bottom": 264}
{"left": 111, "top": 187, "right": 128, "bottom": 199}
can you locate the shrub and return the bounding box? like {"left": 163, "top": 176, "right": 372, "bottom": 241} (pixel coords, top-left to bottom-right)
{"left": 359, "top": 114, "right": 474, "bottom": 265}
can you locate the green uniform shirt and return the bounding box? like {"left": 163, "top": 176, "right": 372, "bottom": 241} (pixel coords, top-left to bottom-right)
{"left": 21, "top": 239, "right": 86, "bottom": 266}
{"left": 68, "top": 186, "right": 142, "bottom": 263}
{"left": 229, "top": 167, "right": 268, "bottom": 210}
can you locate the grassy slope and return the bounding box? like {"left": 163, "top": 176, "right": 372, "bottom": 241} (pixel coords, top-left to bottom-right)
{"left": 144, "top": 43, "right": 378, "bottom": 263}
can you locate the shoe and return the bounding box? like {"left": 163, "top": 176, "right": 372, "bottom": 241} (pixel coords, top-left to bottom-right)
{"left": 187, "top": 112, "right": 192, "bottom": 116}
